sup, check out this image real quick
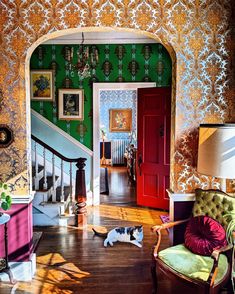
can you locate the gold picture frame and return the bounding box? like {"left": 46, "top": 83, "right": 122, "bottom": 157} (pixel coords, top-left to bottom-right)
{"left": 58, "top": 88, "right": 84, "bottom": 121}
{"left": 30, "top": 70, "right": 54, "bottom": 101}
{"left": 109, "top": 108, "right": 132, "bottom": 132}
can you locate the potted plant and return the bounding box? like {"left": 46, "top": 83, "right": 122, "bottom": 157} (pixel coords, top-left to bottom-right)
{"left": 0, "top": 182, "right": 12, "bottom": 216}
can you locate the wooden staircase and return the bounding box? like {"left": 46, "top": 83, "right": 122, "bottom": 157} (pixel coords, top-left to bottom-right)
{"left": 31, "top": 135, "right": 87, "bottom": 226}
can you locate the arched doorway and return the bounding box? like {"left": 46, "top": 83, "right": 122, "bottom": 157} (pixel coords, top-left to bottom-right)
{"left": 25, "top": 27, "right": 176, "bottom": 207}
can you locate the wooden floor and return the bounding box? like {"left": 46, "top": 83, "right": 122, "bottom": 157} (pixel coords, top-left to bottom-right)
{"left": 0, "top": 166, "right": 169, "bottom": 294}
{"left": 100, "top": 166, "right": 137, "bottom": 206}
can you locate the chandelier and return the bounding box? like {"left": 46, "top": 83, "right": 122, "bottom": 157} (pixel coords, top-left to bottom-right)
{"left": 64, "top": 32, "right": 99, "bottom": 79}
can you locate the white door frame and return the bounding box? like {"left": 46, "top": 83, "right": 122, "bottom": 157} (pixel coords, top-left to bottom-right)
{"left": 92, "top": 82, "right": 156, "bottom": 205}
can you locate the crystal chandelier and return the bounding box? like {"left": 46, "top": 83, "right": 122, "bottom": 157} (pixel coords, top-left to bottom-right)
{"left": 64, "top": 33, "right": 99, "bottom": 79}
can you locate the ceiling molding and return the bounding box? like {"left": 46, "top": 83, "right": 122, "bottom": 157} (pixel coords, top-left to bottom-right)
{"left": 44, "top": 31, "right": 157, "bottom": 45}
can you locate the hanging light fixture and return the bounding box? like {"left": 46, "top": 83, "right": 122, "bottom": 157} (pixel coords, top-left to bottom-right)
{"left": 63, "top": 33, "right": 99, "bottom": 79}
{"left": 76, "top": 32, "right": 99, "bottom": 79}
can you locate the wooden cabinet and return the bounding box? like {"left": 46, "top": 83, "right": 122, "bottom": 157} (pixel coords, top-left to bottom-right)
{"left": 124, "top": 144, "right": 137, "bottom": 183}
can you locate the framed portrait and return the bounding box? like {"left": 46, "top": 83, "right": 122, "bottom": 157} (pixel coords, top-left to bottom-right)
{"left": 58, "top": 89, "right": 84, "bottom": 120}
{"left": 30, "top": 70, "right": 54, "bottom": 101}
{"left": 109, "top": 108, "right": 132, "bottom": 132}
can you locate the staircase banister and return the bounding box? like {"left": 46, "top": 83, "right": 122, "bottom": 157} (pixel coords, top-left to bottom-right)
{"left": 31, "top": 134, "right": 83, "bottom": 163}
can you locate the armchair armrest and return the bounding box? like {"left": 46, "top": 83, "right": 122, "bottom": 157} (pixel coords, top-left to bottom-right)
{"left": 208, "top": 241, "right": 234, "bottom": 287}
{"left": 151, "top": 218, "right": 190, "bottom": 259}
{"left": 211, "top": 244, "right": 233, "bottom": 262}
{"left": 151, "top": 218, "right": 190, "bottom": 233}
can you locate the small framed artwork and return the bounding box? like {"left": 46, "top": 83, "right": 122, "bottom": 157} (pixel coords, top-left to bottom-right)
{"left": 109, "top": 108, "right": 132, "bottom": 132}
{"left": 58, "top": 89, "right": 84, "bottom": 120}
{"left": 0, "top": 125, "right": 14, "bottom": 148}
{"left": 30, "top": 70, "right": 54, "bottom": 101}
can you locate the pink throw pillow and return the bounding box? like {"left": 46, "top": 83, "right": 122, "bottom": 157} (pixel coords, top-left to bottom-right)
{"left": 184, "top": 216, "right": 227, "bottom": 256}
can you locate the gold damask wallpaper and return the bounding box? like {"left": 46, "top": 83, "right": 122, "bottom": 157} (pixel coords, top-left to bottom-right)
{"left": 0, "top": 0, "right": 234, "bottom": 195}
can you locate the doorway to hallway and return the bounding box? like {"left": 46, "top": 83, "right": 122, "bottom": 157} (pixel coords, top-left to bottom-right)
{"left": 100, "top": 166, "right": 136, "bottom": 206}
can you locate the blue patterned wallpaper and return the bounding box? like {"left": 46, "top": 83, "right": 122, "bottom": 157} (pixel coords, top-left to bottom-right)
{"left": 100, "top": 90, "right": 137, "bottom": 141}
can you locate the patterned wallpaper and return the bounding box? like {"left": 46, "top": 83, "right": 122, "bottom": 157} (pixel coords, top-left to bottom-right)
{"left": 100, "top": 90, "right": 137, "bottom": 141}
{"left": 30, "top": 43, "right": 171, "bottom": 150}
{"left": 0, "top": 1, "right": 234, "bottom": 196}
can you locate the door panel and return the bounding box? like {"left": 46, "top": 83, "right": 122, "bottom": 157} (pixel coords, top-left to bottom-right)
{"left": 137, "top": 87, "right": 171, "bottom": 210}
{"left": 144, "top": 116, "right": 160, "bottom": 164}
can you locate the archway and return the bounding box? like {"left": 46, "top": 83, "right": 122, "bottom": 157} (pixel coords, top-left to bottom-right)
{"left": 25, "top": 27, "right": 177, "bottom": 206}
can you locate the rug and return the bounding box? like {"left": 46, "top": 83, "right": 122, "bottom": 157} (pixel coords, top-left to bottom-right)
{"left": 100, "top": 167, "right": 109, "bottom": 195}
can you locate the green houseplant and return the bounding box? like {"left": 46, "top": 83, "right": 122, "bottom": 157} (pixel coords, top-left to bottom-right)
{"left": 0, "top": 182, "right": 12, "bottom": 215}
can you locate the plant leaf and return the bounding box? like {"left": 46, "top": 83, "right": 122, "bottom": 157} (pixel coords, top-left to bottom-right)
{"left": 1, "top": 202, "right": 9, "bottom": 211}
{"left": 1, "top": 192, "right": 6, "bottom": 199}
{"left": 3, "top": 184, "right": 8, "bottom": 190}
{"left": 6, "top": 195, "right": 12, "bottom": 205}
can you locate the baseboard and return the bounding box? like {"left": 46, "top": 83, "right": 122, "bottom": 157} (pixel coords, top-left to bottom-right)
{"left": 0, "top": 253, "right": 36, "bottom": 282}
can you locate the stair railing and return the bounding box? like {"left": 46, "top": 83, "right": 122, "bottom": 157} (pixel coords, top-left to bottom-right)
{"left": 31, "top": 134, "right": 87, "bottom": 218}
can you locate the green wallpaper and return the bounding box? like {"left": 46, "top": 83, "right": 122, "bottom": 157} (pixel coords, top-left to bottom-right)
{"left": 30, "top": 44, "right": 172, "bottom": 150}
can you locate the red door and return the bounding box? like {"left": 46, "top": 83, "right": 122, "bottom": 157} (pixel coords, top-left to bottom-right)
{"left": 137, "top": 87, "right": 171, "bottom": 210}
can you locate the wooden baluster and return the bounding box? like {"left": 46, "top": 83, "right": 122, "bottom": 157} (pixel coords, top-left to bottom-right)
{"left": 52, "top": 153, "right": 56, "bottom": 202}
{"left": 43, "top": 147, "right": 47, "bottom": 190}
{"left": 60, "top": 159, "right": 64, "bottom": 203}
{"left": 34, "top": 141, "right": 39, "bottom": 190}
{"left": 70, "top": 162, "right": 73, "bottom": 204}
{"left": 74, "top": 158, "right": 87, "bottom": 227}
{"left": 66, "top": 162, "right": 73, "bottom": 215}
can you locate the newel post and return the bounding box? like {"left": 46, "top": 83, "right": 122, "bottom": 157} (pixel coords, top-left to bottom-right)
{"left": 74, "top": 157, "right": 87, "bottom": 227}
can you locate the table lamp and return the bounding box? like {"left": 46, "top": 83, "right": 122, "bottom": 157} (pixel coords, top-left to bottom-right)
{"left": 197, "top": 124, "right": 235, "bottom": 192}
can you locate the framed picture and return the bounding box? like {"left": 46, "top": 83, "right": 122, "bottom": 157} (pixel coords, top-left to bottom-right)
{"left": 109, "top": 108, "right": 132, "bottom": 132}
{"left": 58, "top": 88, "right": 84, "bottom": 120}
{"left": 30, "top": 70, "right": 54, "bottom": 101}
{"left": 0, "top": 125, "right": 14, "bottom": 148}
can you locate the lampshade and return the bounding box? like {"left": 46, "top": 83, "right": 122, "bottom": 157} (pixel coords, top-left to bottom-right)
{"left": 197, "top": 124, "right": 235, "bottom": 179}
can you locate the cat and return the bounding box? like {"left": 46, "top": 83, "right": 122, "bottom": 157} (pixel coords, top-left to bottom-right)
{"left": 92, "top": 225, "right": 143, "bottom": 248}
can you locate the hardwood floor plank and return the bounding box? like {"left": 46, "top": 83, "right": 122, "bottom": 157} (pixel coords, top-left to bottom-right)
{"left": 0, "top": 167, "right": 169, "bottom": 293}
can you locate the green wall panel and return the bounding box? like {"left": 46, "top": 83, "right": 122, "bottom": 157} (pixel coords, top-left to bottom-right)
{"left": 30, "top": 43, "right": 172, "bottom": 150}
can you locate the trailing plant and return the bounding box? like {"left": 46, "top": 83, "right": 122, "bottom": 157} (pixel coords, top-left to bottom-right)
{"left": 0, "top": 182, "right": 12, "bottom": 213}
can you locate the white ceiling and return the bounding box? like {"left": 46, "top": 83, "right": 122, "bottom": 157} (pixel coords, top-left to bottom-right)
{"left": 44, "top": 31, "right": 157, "bottom": 45}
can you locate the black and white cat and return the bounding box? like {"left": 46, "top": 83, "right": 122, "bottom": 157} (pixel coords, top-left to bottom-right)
{"left": 92, "top": 225, "right": 143, "bottom": 248}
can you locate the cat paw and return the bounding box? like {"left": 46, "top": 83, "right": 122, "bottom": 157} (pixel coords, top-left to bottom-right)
{"left": 131, "top": 241, "right": 142, "bottom": 248}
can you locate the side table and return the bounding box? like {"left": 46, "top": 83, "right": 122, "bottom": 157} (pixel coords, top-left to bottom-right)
{"left": 0, "top": 213, "right": 15, "bottom": 283}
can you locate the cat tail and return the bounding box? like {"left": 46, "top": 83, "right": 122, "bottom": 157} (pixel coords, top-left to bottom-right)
{"left": 92, "top": 228, "right": 108, "bottom": 238}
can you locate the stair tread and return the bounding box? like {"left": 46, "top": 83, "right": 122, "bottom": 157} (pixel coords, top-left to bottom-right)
{"left": 56, "top": 185, "right": 71, "bottom": 202}
{"left": 46, "top": 185, "right": 71, "bottom": 202}
{"left": 39, "top": 201, "right": 65, "bottom": 206}
{"left": 32, "top": 165, "right": 44, "bottom": 177}
{"left": 38, "top": 175, "right": 59, "bottom": 191}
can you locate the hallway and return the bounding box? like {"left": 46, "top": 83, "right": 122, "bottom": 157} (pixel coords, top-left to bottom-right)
{"left": 0, "top": 167, "right": 169, "bottom": 294}
{"left": 100, "top": 166, "right": 136, "bottom": 206}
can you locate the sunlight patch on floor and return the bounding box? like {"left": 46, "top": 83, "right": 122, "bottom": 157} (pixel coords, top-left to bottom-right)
{"left": 12, "top": 253, "right": 90, "bottom": 294}
{"left": 89, "top": 204, "right": 168, "bottom": 226}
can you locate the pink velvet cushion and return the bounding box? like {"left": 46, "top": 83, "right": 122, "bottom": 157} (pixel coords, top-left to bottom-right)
{"left": 184, "top": 216, "right": 227, "bottom": 256}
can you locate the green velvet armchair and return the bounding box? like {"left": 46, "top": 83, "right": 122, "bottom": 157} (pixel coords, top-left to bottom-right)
{"left": 151, "top": 189, "right": 235, "bottom": 294}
